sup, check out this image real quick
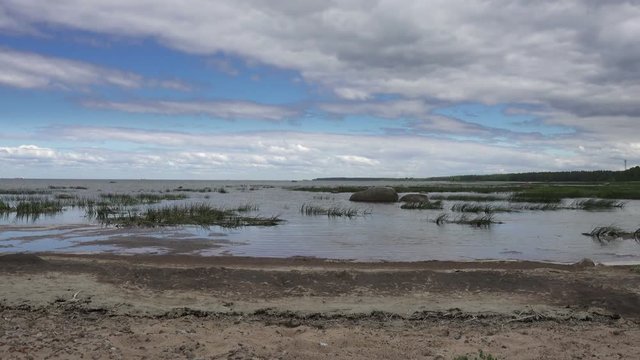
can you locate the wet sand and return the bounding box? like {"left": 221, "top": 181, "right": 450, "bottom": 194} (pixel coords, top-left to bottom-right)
{"left": 2, "top": 253, "right": 640, "bottom": 359}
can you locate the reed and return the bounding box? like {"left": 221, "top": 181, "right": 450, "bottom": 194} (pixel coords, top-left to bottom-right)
{"left": 570, "top": 199, "right": 625, "bottom": 210}
{"left": 433, "top": 213, "right": 500, "bottom": 227}
{"left": 428, "top": 194, "right": 507, "bottom": 202}
{"left": 234, "top": 203, "right": 260, "bottom": 212}
{"left": 400, "top": 201, "right": 443, "bottom": 210}
{"left": 0, "top": 200, "right": 12, "bottom": 213}
{"left": 98, "top": 203, "right": 282, "bottom": 228}
{"left": 300, "top": 203, "right": 366, "bottom": 217}
{"left": 14, "top": 200, "right": 64, "bottom": 218}
{"left": 450, "top": 202, "right": 511, "bottom": 213}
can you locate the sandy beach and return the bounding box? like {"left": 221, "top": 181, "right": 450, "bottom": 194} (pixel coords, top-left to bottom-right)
{"left": 2, "top": 253, "right": 640, "bottom": 359}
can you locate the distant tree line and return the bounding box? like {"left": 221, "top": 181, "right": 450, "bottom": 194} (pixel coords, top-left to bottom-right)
{"left": 425, "top": 166, "right": 640, "bottom": 182}
{"left": 314, "top": 166, "right": 640, "bottom": 182}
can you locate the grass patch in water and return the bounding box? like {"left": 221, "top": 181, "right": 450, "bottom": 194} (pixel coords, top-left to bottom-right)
{"left": 428, "top": 194, "right": 507, "bottom": 202}
{"left": 582, "top": 226, "right": 640, "bottom": 242}
{"left": 234, "top": 203, "right": 260, "bottom": 212}
{"left": 300, "top": 203, "right": 367, "bottom": 217}
{"left": 433, "top": 213, "right": 500, "bottom": 227}
{"left": 98, "top": 203, "right": 283, "bottom": 228}
{"left": 99, "top": 193, "right": 187, "bottom": 205}
{"left": 0, "top": 189, "right": 52, "bottom": 195}
{"left": 400, "top": 201, "right": 443, "bottom": 210}
{"left": 450, "top": 202, "right": 512, "bottom": 213}
{"left": 570, "top": 199, "right": 625, "bottom": 210}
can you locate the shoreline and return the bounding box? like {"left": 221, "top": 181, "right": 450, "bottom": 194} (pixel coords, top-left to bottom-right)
{"left": 3, "top": 252, "right": 640, "bottom": 358}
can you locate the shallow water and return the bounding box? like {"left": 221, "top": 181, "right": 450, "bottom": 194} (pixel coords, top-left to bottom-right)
{"left": 1, "top": 179, "right": 639, "bottom": 264}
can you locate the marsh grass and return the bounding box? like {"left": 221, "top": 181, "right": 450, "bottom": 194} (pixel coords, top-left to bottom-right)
{"left": 14, "top": 200, "right": 64, "bottom": 220}
{"left": 0, "top": 189, "right": 52, "bottom": 195}
{"left": 0, "top": 200, "right": 11, "bottom": 213}
{"left": 300, "top": 203, "right": 367, "bottom": 217}
{"left": 570, "top": 199, "right": 626, "bottom": 210}
{"left": 450, "top": 202, "right": 512, "bottom": 214}
{"left": 428, "top": 194, "right": 507, "bottom": 202}
{"left": 400, "top": 200, "right": 443, "bottom": 210}
{"left": 98, "top": 203, "right": 282, "bottom": 228}
{"left": 583, "top": 226, "right": 640, "bottom": 242}
{"left": 509, "top": 203, "right": 561, "bottom": 211}
{"left": 99, "top": 193, "right": 187, "bottom": 205}
{"left": 234, "top": 203, "right": 260, "bottom": 212}
{"left": 433, "top": 213, "right": 500, "bottom": 227}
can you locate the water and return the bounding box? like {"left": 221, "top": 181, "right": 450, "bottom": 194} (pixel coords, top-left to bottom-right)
{"left": 1, "top": 179, "right": 639, "bottom": 264}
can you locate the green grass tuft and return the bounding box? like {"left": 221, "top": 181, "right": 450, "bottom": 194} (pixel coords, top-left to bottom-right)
{"left": 400, "top": 200, "right": 443, "bottom": 210}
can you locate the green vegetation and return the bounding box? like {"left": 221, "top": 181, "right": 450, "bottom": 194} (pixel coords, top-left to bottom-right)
{"left": 97, "top": 203, "right": 283, "bottom": 228}
{"left": 99, "top": 193, "right": 187, "bottom": 205}
{"left": 300, "top": 203, "right": 368, "bottom": 217}
{"left": 510, "top": 203, "right": 560, "bottom": 211}
{"left": 454, "top": 350, "right": 499, "bottom": 360}
{"left": 511, "top": 183, "right": 640, "bottom": 201}
{"left": 400, "top": 200, "right": 443, "bottom": 210}
{"left": 429, "top": 166, "right": 640, "bottom": 182}
{"left": 450, "top": 202, "right": 512, "bottom": 213}
{"left": 234, "top": 203, "right": 260, "bottom": 212}
{"left": 583, "top": 226, "right": 640, "bottom": 242}
{"left": 0, "top": 189, "right": 52, "bottom": 195}
{"left": 0, "top": 200, "right": 11, "bottom": 213}
{"left": 15, "top": 200, "right": 64, "bottom": 219}
{"left": 428, "top": 194, "right": 507, "bottom": 202}
{"left": 48, "top": 185, "right": 88, "bottom": 190}
{"left": 570, "top": 199, "right": 625, "bottom": 210}
{"left": 433, "top": 213, "right": 500, "bottom": 227}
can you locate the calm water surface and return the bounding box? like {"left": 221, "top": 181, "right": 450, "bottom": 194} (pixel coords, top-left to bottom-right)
{"left": 1, "top": 179, "right": 639, "bottom": 264}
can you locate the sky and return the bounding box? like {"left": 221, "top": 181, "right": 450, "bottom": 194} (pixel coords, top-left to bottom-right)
{"left": 0, "top": 1, "right": 639, "bottom": 180}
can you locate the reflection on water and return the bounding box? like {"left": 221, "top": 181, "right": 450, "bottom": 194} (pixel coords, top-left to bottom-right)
{"left": 1, "top": 179, "right": 640, "bottom": 264}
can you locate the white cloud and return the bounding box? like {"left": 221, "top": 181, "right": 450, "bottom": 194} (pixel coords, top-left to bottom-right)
{"left": 0, "top": 48, "right": 191, "bottom": 91}
{"left": 21, "top": 125, "right": 637, "bottom": 179}
{"left": 4, "top": 0, "right": 638, "bottom": 116}
{"left": 83, "top": 99, "right": 298, "bottom": 121}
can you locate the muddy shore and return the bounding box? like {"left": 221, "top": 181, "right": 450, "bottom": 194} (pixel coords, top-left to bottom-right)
{"left": 2, "top": 253, "right": 640, "bottom": 359}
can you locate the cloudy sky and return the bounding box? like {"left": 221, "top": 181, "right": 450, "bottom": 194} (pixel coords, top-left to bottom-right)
{"left": 1, "top": 1, "right": 639, "bottom": 179}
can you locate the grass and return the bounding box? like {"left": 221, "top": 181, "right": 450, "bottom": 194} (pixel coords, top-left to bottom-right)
{"left": 14, "top": 200, "right": 64, "bottom": 219}
{"left": 400, "top": 200, "right": 443, "bottom": 210}
{"left": 510, "top": 203, "right": 560, "bottom": 211}
{"left": 570, "top": 199, "right": 625, "bottom": 210}
{"left": 99, "top": 193, "right": 187, "bottom": 205}
{"left": 300, "top": 203, "right": 367, "bottom": 217}
{"left": 0, "top": 189, "right": 52, "bottom": 195}
{"left": 512, "top": 183, "right": 640, "bottom": 201}
{"left": 98, "top": 203, "right": 283, "bottom": 228}
{"left": 450, "top": 202, "right": 512, "bottom": 213}
{"left": 0, "top": 200, "right": 11, "bottom": 213}
{"left": 583, "top": 226, "right": 640, "bottom": 242}
{"left": 428, "top": 194, "right": 507, "bottom": 202}
{"left": 234, "top": 203, "right": 260, "bottom": 212}
{"left": 433, "top": 213, "right": 500, "bottom": 227}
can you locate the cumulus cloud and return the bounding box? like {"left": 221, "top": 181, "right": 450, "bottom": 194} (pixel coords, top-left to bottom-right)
{"left": 0, "top": 48, "right": 191, "bottom": 91}
{"left": 25, "top": 125, "right": 637, "bottom": 179}
{"left": 3, "top": 0, "right": 639, "bottom": 117}
{"left": 83, "top": 99, "right": 299, "bottom": 121}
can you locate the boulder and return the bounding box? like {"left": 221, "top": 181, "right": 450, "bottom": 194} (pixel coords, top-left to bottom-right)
{"left": 349, "top": 187, "right": 398, "bottom": 203}
{"left": 399, "top": 193, "right": 429, "bottom": 203}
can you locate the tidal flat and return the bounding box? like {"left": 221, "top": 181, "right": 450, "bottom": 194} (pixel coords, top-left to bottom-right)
{"left": 1, "top": 179, "right": 640, "bottom": 264}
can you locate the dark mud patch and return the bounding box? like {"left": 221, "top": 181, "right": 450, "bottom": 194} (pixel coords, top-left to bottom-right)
{"left": 0, "top": 253, "right": 47, "bottom": 266}
{"left": 71, "top": 236, "right": 225, "bottom": 254}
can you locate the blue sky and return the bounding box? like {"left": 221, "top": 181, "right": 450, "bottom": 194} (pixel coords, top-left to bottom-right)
{"left": 1, "top": 1, "right": 639, "bottom": 179}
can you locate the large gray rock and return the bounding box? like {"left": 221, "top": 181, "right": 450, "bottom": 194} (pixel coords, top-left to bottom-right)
{"left": 399, "top": 193, "right": 429, "bottom": 203}
{"left": 349, "top": 187, "right": 398, "bottom": 203}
